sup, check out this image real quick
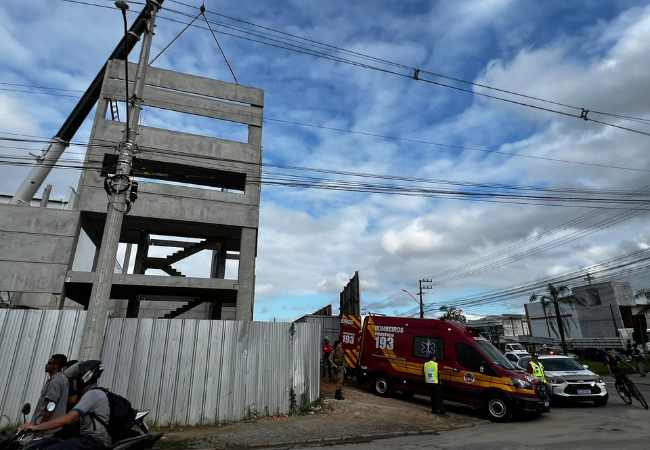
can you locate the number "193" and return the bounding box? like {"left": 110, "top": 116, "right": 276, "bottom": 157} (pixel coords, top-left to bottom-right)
{"left": 375, "top": 336, "right": 394, "bottom": 350}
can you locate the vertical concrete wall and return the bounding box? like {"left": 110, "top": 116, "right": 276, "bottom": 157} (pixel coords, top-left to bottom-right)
{"left": 572, "top": 282, "right": 629, "bottom": 338}
{"left": 526, "top": 302, "right": 583, "bottom": 339}
{"left": 0, "top": 205, "right": 80, "bottom": 298}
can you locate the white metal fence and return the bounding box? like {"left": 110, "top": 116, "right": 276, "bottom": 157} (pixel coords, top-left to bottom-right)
{"left": 0, "top": 310, "right": 321, "bottom": 427}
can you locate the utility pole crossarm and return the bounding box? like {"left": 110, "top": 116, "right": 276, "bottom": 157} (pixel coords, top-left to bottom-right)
{"left": 418, "top": 279, "right": 433, "bottom": 319}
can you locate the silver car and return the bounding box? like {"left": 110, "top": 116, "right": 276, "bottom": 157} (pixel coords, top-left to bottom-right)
{"left": 535, "top": 355, "right": 608, "bottom": 406}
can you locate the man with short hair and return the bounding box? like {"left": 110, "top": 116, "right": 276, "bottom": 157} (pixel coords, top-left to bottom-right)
{"left": 423, "top": 351, "right": 448, "bottom": 417}
{"left": 527, "top": 354, "right": 552, "bottom": 399}
{"left": 20, "top": 360, "right": 111, "bottom": 450}
{"left": 604, "top": 348, "right": 637, "bottom": 387}
{"left": 30, "top": 354, "right": 69, "bottom": 439}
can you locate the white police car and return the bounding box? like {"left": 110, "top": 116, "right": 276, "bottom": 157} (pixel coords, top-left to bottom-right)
{"left": 536, "top": 355, "right": 608, "bottom": 406}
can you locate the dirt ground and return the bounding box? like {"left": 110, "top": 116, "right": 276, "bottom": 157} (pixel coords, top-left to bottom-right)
{"left": 159, "top": 378, "right": 483, "bottom": 449}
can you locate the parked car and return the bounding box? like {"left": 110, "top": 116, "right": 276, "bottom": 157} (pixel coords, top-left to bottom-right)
{"left": 517, "top": 355, "right": 532, "bottom": 370}
{"left": 581, "top": 348, "right": 632, "bottom": 363}
{"left": 505, "top": 351, "right": 530, "bottom": 367}
{"left": 538, "top": 355, "right": 608, "bottom": 406}
{"left": 504, "top": 343, "right": 529, "bottom": 356}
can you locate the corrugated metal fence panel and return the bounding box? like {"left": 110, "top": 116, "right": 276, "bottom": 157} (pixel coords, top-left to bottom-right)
{"left": 100, "top": 319, "right": 320, "bottom": 426}
{"left": 295, "top": 315, "right": 340, "bottom": 345}
{"left": 292, "top": 322, "right": 322, "bottom": 407}
{"left": 0, "top": 312, "right": 320, "bottom": 427}
{"left": 0, "top": 310, "right": 86, "bottom": 427}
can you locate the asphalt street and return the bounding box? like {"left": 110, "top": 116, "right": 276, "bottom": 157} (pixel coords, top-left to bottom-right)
{"left": 302, "top": 379, "right": 650, "bottom": 450}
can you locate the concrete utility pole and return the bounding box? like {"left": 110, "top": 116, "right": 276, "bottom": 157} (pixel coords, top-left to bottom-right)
{"left": 79, "top": 0, "right": 160, "bottom": 360}
{"left": 418, "top": 279, "right": 432, "bottom": 319}
{"left": 9, "top": 1, "right": 164, "bottom": 206}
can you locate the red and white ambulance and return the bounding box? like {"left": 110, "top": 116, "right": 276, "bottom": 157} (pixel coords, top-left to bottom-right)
{"left": 356, "top": 315, "right": 549, "bottom": 422}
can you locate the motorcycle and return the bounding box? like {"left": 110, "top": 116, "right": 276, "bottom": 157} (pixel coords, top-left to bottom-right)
{"left": 0, "top": 404, "right": 162, "bottom": 450}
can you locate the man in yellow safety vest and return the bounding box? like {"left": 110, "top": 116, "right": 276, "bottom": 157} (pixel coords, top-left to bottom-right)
{"left": 527, "top": 354, "right": 551, "bottom": 400}
{"left": 423, "top": 351, "right": 449, "bottom": 417}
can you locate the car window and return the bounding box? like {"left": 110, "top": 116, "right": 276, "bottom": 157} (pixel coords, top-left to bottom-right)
{"left": 541, "top": 358, "right": 585, "bottom": 371}
{"left": 413, "top": 336, "right": 445, "bottom": 361}
{"left": 506, "top": 354, "right": 518, "bottom": 362}
{"left": 511, "top": 344, "right": 526, "bottom": 351}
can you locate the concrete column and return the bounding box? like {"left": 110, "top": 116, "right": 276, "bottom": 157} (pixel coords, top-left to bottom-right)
{"left": 126, "top": 295, "right": 140, "bottom": 318}
{"left": 133, "top": 232, "right": 149, "bottom": 275}
{"left": 114, "top": 243, "right": 133, "bottom": 318}
{"left": 210, "top": 240, "right": 227, "bottom": 279}
{"left": 235, "top": 228, "right": 256, "bottom": 320}
{"left": 39, "top": 185, "right": 52, "bottom": 208}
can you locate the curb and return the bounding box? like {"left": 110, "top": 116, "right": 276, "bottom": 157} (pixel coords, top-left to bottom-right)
{"left": 223, "top": 421, "right": 481, "bottom": 449}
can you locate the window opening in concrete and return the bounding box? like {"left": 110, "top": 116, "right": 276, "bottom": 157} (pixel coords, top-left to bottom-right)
{"left": 141, "top": 108, "right": 250, "bottom": 143}
{"left": 101, "top": 154, "right": 247, "bottom": 193}
{"left": 585, "top": 288, "right": 601, "bottom": 306}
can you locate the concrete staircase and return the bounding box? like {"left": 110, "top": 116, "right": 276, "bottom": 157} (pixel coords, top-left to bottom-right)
{"left": 162, "top": 299, "right": 204, "bottom": 319}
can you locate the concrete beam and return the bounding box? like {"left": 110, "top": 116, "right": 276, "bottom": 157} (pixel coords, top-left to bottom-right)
{"left": 110, "top": 60, "right": 264, "bottom": 107}
{"left": 77, "top": 185, "right": 260, "bottom": 228}
{"left": 91, "top": 119, "right": 260, "bottom": 166}
{"left": 106, "top": 80, "right": 263, "bottom": 126}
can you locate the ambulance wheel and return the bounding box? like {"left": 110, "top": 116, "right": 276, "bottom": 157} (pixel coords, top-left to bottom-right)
{"left": 373, "top": 374, "right": 393, "bottom": 397}
{"left": 484, "top": 393, "right": 513, "bottom": 422}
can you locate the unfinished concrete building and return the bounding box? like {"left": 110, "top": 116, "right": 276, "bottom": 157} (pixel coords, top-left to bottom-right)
{"left": 1, "top": 60, "right": 263, "bottom": 320}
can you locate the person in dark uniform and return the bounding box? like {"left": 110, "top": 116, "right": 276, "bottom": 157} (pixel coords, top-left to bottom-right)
{"left": 604, "top": 348, "right": 637, "bottom": 388}
{"left": 329, "top": 340, "right": 346, "bottom": 400}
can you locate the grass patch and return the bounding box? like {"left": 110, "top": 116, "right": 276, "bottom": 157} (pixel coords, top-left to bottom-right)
{"left": 576, "top": 358, "right": 650, "bottom": 376}
{"left": 158, "top": 437, "right": 203, "bottom": 449}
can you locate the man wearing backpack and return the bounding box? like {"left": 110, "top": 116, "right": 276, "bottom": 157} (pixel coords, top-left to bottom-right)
{"left": 19, "top": 361, "right": 112, "bottom": 449}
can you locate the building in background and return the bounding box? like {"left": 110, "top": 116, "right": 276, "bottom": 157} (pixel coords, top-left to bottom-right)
{"left": 525, "top": 281, "right": 649, "bottom": 346}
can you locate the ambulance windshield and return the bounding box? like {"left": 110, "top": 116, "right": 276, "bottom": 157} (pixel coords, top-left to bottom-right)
{"left": 474, "top": 339, "right": 517, "bottom": 370}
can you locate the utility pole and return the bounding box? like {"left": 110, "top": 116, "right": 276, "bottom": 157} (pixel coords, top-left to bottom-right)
{"left": 418, "top": 279, "right": 432, "bottom": 319}
{"left": 79, "top": 0, "right": 160, "bottom": 361}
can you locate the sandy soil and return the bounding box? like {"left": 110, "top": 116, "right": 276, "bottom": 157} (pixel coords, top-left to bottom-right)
{"left": 159, "top": 378, "right": 483, "bottom": 449}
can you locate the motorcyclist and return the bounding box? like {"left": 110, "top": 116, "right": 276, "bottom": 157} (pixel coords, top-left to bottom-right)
{"left": 18, "top": 361, "right": 111, "bottom": 450}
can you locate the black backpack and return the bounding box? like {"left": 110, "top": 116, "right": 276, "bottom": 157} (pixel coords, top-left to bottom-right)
{"left": 89, "top": 387, "right": 137, "bottom": 443}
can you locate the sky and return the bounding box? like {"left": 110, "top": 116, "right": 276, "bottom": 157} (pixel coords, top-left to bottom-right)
{"left": 2, "top": 0, "right": 650, "bottom": 322}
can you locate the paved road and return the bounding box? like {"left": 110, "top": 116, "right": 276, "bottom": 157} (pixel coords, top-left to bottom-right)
{"left": 304, "top": 380, "right": 650, "bottom": 450}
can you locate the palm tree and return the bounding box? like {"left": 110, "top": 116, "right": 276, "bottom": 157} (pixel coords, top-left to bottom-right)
{"left": 529, "top": 283, "right": 586, "bottom": 355}
{"left": 439, "top": 305, "right": 467, "bottom": 324}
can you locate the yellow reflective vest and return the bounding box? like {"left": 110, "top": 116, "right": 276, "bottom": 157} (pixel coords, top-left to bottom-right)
{"left": 424, "top": 360, "right": 439, "bottom": 384}
{"left": 530, "top": 361, "right": 546, "bottom": 382}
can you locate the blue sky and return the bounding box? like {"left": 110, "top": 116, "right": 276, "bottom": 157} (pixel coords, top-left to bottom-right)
{"left": 2, "top": 0, "right": 650, "bottom": 321}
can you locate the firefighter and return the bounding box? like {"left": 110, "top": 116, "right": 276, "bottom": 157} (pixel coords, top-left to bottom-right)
{"left": 329, "top": 340, "right": 346, "bottom": 400}
{"left": 423, "top": 351, "right": 448, "bottom": 417}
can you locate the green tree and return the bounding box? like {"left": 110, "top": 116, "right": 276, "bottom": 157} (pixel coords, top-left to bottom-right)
{"left": 529, "top": 283, "right": 586, "bottom": 355}
{"left": 438, "top": 305, "right": 467, "bottom": 324}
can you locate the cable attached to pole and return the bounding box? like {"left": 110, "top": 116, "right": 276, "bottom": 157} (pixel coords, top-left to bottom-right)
{"left": 149, "top": 9, "right": 203, "bottom": 65}
{"left": 201, "top": 4, "right": 239, "bottom": 84}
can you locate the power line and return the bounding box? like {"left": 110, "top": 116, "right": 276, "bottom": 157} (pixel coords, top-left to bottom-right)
{"left": 51, "top": 0, "right": 650, "bottom": 137}
{"left": 2, "top": 84, "right": 650, "bottom": 175}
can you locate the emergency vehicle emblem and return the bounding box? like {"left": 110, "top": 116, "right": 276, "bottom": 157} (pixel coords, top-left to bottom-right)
{"left": 421, "top": 340, "right": 436, "bottom": 356}
{"left": 463, "top": 372, "right": 475, "bottom": 384}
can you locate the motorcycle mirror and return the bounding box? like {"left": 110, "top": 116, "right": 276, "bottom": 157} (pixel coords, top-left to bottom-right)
{"left": 21, "top": 403, "right": 31, "bottom": 415}
{"left": 135, "top": 410, "right": 150, "bottom": 421}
